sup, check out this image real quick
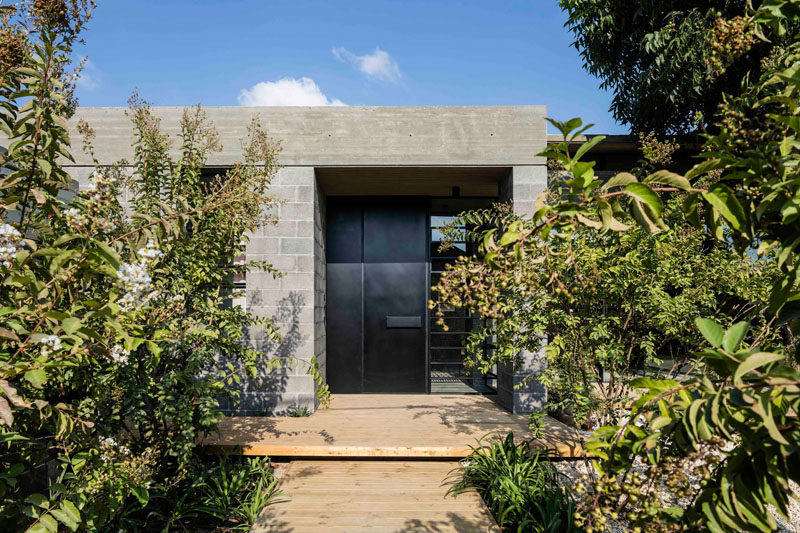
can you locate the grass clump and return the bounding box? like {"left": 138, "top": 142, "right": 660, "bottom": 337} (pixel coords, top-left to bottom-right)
{"left": 448, "top": 432, "right": 580, "bottom": 533}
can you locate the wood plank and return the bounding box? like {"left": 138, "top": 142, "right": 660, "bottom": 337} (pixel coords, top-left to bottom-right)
{"left": 207, "top": 394, "right": 584, "bottom": 458}
{"left": 253, "top": 460, "right": 500, "bottom": 533}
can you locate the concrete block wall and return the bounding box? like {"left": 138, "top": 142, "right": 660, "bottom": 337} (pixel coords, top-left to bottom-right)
{"left": 55, "top": 105, "right": 551, "bottom": 416}
{"left": 497, "top": 165, "right": 549, "bottom": 414}
{"left": 236, "top": 166, "right": 321, "bottom": 414}
{"left": 65, "top": 163, "right": 323, "bottom": 416}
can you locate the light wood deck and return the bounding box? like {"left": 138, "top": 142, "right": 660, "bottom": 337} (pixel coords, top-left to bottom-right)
{"left": 252, "top": 460, "right": 501, "bottom": 533}
{"left": 208, "top": 394, "right": 583, "bottom": 458}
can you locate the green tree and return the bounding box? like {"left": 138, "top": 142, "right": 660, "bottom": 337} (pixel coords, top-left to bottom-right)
{"left": 438, "top": 1, "right": 800, "bottom": 530}
{"left": 436, "top": 143, "right": 780, "bottom": 430}
{"left": 559, "top": 0, "right": 799, "bottom": 134}
{"left": 0, "top": 2, "right": 326, "bottom": 530}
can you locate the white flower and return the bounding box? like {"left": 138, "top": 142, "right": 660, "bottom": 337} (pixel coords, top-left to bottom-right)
{"left": 64, "top": 207, "right": 89, "bottom": 231}
{"left": 38, "top": 334, "right": 62, "bottom": 357}
{"left": 117, "top": 261, "right": 154, "bottom": 311}
{"left": 0, "top": 223, "right": 22, "bottom": 268}
{"left": 109, "top": 344, "right": 128, "bottom": 364}
{"left": 84, "top": 170, "right": 120, "bottom": 202}
{"left": 138, "top": 240, "right": 163, "bottom": 261}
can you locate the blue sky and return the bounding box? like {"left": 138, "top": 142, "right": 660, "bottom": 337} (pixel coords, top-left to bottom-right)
{"left": 74, "top": 0, "right": 628, "bottom": 134}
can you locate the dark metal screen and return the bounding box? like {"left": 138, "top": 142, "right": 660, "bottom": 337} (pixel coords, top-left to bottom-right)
{"left": 428, "top": 203, "right": 497, "bottom": 394}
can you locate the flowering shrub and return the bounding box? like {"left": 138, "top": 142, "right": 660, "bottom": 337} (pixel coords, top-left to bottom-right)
{"left": 0, "top": 2, "right": 324, "bottom": 530}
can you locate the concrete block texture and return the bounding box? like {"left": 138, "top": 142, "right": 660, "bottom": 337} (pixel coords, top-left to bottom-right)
{"left": 508, "top": 165, "right": 548, "bottom": 216}
{"left": 45, "top": 108, "right": 555, "bottom": 417}
{"left": 496, "top": 166, "right": 549, "bottom": 414}
{"left": 233, "top": 166, "right": 323, "bottom": 414}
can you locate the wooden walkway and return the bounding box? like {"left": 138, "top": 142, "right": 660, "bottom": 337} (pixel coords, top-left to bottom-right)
{"left": 207, "top": 394, "right": 583, "bottom": 458}
{"left": 252, "top": 460, "right": 501, "bottom": 533}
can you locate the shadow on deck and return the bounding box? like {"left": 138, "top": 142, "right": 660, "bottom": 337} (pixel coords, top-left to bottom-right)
{"left": 205, "top": 394, "right": 584, "bottom": 458}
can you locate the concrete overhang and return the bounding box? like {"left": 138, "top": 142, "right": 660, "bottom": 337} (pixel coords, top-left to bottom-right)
{"left": 67, "top": 106, "right": 547, "bottom": 168}
{"left": 315, "top": 166, "right": 508, "bottom": 197}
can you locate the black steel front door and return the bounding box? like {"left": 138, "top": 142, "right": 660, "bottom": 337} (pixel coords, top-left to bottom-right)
{"left": 327, "top": 198, "right": 427, "bottom": 393}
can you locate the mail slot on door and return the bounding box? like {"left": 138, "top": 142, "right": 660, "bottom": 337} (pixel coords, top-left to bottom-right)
{"left": 386, "top": 316, "right": 422, "bottom": 328}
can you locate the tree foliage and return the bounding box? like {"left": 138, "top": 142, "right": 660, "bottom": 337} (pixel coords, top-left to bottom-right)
{"left": 559, "top": 0, "right": 799, "bottom": 134}
{"left": 437, "top": 1, "right": 800, "bottom": 530}
{"left": 0, "top": 3, "right": 325, "bottom": 530}
{"left": 438, "top": 198, "right": 780, "bottom": 430}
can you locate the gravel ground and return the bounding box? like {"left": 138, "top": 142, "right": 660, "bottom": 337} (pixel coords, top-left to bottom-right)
{"left": 554, "top": 461, "right": 799, "bottom": 532}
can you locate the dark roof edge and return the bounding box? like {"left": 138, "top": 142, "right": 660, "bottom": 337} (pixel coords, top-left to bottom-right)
{"left": 546, "top": 133, "right": 704, "bottom": 153}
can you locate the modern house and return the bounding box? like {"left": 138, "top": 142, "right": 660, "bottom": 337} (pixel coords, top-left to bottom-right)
{"left": 66, "top": 106, "right": 550, "bottom": 415}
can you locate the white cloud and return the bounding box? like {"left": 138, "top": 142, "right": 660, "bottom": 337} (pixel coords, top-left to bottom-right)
{"left": 237, "top": 77, "right": 346, "bottom": 106}
{"left": 76, "top": 58, "right": 101, "bottom": 90}
{"left": 332, "top": 47, "right": 401, "bottom": 82}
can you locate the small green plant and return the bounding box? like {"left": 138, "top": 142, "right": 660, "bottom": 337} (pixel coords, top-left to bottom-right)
{"left": 447, "top": 432, "right": 580, "bottom": 532}
{"left": 284, "top": 405, "right": 311, "bottom": 417}
{"left": 233, "top": 471, "right": 280, "bottom": 529}
{"left": 535, "top": 487, "right": 582, "bottom": 533}
{"left": 198, "top": 455, "right": 280, "bottom": 530}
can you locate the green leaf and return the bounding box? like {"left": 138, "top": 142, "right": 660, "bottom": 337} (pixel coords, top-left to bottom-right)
{"left": 702, "top": 501, "right": 726, "bottom": 533}
{"left": 24, "top": 369, "right": 47, "bottom": 388}
{"left": 630, "top": 199, "right": 661, "bottom": 234}
{"left": 25, "top": 494, "right": 49, "bottom": 508}
{"left": 780, "top": 198, "right": 800, "bottom": 224}
{"left": 643, "top": 170, "right": 692, "bottom": 191}
{"left": 16, "top": 66, "right": 42, "bottom": 78}
{"left": 131, "top": 485, "right": 149, "bottom": 507}
{"left": 682, "top": 193, "right": 702, "bottom": 228}
{"left": 52, "top": 234, "right": 81, "bottom": 247}
{"left": 722, "top": 322, "right": 750, "bottom": 352}
{"left": 51, "top": 505, "right": 79, "bottom": 532}
{"left": 29, "top": 513, "right": 58, "bottom": 533}
{"left": 624, "top": 183, "right": 663, "bottom": 216}
{"left": 145, "top": 341, "right": 161, "bottom": 356}
{"left": 733, "top": 352, "right": 784, "bottom": 384}
{"left": 603, "top": 172, "right": 637, "bottom": 190}
{"left": 596, "top": 197, "right": 631, "bottom": 231}
{"left": 695, "top": 318, "right": 724, "bottom": 348}
{"left": 90, "top": 241, "right": 120, "bottom": 270}
{"left": 687, "top": 399, "right": 703, "bottom": 439}
{"left": 55, "top": 501, "right": 80, "bottom": 531}
{"left": 0, "top": 432, "right": 27, "bottom": 443}
{"left": 0, "top": 326, "right": 20, "bottom": 342}
{"left": 686, "top": 158, "right": 723, "bottom": 180}
{"left": 630, "top": 377, "right": 680, "bottom": 391}
{"left": 756, "top": 392, "right": 790, "bottom": 446}
{"left": 61, "top": 317, "right": 81, "bottom": 335}
{"left": 575, "top": 213, "right": 602, "bottom": 229}
{"left": 703, "top": 183, "right": 747, "bottom": 232}
{"left": 36, "top": 159, "right": 52, "bottom": 179}
{"left": 498, "top": 231, "right": 520, "bottom": 246}
{"left": 70, "top": 452, "right": 88, "bottom": 470}
{"left": 573, "top": 135, "right": 606, "bottom": 162}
